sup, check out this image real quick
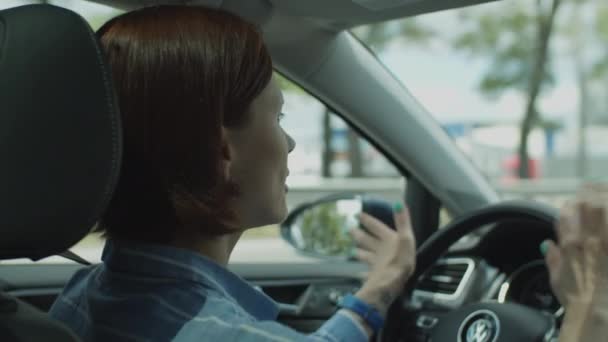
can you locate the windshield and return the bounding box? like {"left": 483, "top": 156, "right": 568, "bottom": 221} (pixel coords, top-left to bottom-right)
{"left": 2, "top": 0, "right": 602, "bottom": 264}
{"left": 353, "top": 0, "right": 608, "bottom": 209}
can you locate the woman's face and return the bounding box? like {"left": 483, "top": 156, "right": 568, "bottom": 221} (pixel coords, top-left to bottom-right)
{"left": 225, "top": 77, "right": 295, "bottom": 229}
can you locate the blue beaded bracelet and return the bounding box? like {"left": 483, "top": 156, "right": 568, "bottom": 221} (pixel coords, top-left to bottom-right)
{"left": 338, "top": 294, "right": 385, "bottom": 334}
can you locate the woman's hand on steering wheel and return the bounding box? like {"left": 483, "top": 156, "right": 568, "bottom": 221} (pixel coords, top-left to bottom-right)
{"left": 543, "top": 187, "right": 608, "bottom": 341}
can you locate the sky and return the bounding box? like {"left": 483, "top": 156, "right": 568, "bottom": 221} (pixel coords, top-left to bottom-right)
{"left": 373, "top": 2, "right": 580, "bottom": 126}
{"left": 360, "top": 0, "right": 608, "bottom": 161}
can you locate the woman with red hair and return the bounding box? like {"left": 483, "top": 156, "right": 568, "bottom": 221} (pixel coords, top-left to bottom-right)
{"left": 50, "top": 6, "right": 415, "bottom": 341}
{"left": 49, "top": 5, "right": 608, "bottom": 342}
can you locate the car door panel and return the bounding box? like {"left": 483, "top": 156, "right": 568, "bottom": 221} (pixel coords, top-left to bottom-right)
{"left": 0, "top": 262, "right": 365, "bottom": 332}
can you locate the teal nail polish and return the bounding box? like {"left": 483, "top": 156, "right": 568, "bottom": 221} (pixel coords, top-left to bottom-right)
{"left": 393, "top": 202, "right": 404, "bottom": 213}
{"left": 540, "top": 240, "right": 550, "bottom": 256}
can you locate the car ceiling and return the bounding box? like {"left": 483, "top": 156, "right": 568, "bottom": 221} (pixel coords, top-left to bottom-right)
{"left": 91, "top": 0, "right": 500, "bottom": 29}
{"left": 88, "top": 0, "right": 503, "bottom": 86}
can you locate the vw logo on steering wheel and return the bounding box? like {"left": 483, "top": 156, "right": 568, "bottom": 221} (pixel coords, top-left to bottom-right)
{"left": 466, "top": 319, "right": 493, "bottom": 342}
{"left": 457, "top": 309, "right": 500, "bottom": 342}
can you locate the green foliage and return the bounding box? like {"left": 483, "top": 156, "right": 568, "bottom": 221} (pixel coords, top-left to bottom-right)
{"left": 298, "top": 203, "right": 355, "bottom": 256}
{"left": 453, "top": 4, "right": 555, "bottom": 98}
{"left": 596, "top": 3, "right": 608, "bottom": 40}
{"left": 533, "top": 115, "right": 562, "bottom": 130}
{"left": 352, "top": 18, "right": 435, "bottom": 51}
{"left": 88, "top": 15, "right": 110, "bottom": 31}
{"left": 275, "top": 72, "right": 306, "bottom": 95}
{"left": 399, "top": 20, "right": 436, "bottom": 43}
{"left": 353, "top": 23, "right": 393, "bottom": 48}
{"left": 452, "top": 0, "right": 564, "bottom": 178}
{"left": 590, "top": 2, "right": 608, "bottom": 80}
{"left": 591, "top": 59, "right": 608, "bottom": 80}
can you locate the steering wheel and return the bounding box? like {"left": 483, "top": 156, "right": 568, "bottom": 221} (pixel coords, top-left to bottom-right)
{"left": 381, "top": 200, "right": 560, "bottom": 342}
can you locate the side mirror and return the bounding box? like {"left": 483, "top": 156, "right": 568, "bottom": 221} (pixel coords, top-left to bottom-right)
{"left": 280, "top": 194, "right": 396, "bottom": 260}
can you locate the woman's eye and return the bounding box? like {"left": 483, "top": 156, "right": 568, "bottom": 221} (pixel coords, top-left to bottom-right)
{"left": 278, "top": 113, "right": 285, "bottom": 122}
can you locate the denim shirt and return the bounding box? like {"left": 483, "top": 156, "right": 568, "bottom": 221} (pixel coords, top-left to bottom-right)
{"left": 49, "top": 240, "right": 369, "bottom": 342}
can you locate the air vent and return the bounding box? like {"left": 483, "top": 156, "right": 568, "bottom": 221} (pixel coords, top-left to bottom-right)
{"left": 416, "top": 258, "right": 473, "bottom": 298}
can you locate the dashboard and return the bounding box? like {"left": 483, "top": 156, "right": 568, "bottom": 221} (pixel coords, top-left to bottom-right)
{"left": 413, "top": 219, "right": 561, "bottom": 316}
{"left": 498, "top": 260, "right": 561, "bottom": 313}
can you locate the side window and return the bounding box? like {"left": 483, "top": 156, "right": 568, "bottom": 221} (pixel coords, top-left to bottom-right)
{"left": 237, "top": 75, "right": 405, "bottom": 247}
{"left": 0, "top": 1, "right": 40, "bottom": 9}
{"left": 277, "top": 74, "right": 401, "bottom": 180}
{"left": 0, "top": 2, "right": 125, "bottom": 29}
{"left": 48, "top": 0, "right": 124, "bottom": 29}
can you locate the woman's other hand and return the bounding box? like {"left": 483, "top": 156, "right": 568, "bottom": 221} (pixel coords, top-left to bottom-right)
{"left": 351, "top": 202, "right": 416, "bottom": 316}
{"left": 544, "top": 195, "right": 608, "bottom": 308}
{"left": 543, "top": 187, "right": 608, "bottom": 341}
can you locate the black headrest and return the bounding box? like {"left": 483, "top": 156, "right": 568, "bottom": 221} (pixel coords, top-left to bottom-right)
{"left": 0, "top": 5, "right": 121, "bottom": 260}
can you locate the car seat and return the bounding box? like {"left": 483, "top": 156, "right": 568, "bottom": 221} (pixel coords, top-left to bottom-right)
{"left": 0, "top": 4, "right": 121, "bottom": 341}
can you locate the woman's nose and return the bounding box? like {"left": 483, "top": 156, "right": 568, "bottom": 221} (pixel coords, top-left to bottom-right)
{"left": 286, "top": 132, "right": 296, "bottom": 153}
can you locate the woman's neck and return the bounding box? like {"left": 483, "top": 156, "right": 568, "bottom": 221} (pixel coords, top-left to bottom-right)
{"left": 172, "top": 231, "right": 242, "bottom": 266}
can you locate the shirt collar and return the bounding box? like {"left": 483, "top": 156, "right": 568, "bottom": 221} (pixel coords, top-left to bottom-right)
{"left": 101, "top": 239, "right": 279, "bottom": 320}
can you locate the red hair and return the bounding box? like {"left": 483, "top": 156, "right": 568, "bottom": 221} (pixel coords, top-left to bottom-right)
{"left": 97, "top": 6, "right": 273, "bottom": 242}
